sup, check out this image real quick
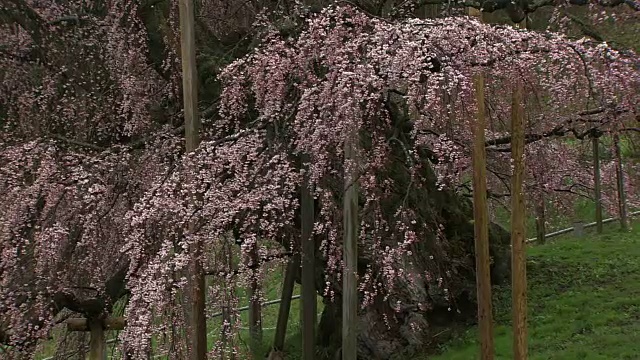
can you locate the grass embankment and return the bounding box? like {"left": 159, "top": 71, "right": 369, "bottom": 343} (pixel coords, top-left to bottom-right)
{"left": 427, "top": 223, "right": 640, "bottom": 360}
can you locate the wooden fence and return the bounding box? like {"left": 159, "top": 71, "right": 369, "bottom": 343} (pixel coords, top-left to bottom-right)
{"left": 526, "top": 210, "right": 640, "bottom": 243}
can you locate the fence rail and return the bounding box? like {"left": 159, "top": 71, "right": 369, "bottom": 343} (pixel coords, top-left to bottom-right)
{"left": 526, "top": 210, "right": 639, "bottom": 243}
{"left": 211, "top": 295, "right": 301, "bottom": 319}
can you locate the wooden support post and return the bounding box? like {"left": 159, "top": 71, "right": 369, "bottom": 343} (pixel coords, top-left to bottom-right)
{"left": 573, "top": 221, "right": 585, "bottom": 238}
{"left": 179, "top": 0, "right": 200, "bottom": 153}
{"left": 248, "top": 246, "right": 263, "bottom": 357}
{"left": 614, "top": 134, "right": 628, "bottom": 231}
{"left": 426, "top": 3, "right": 439, "bottom": 18}
{"left": 273, "top": 253, "right": 301, "bottom": 351}
{"left": 416, "top": 1, "right": 438, "bottom": 18}
{"left": 510, "top": 75, "right": 528, "bottom": 360}
{"left": 301, "top": 163, "right": 317, "bottom": 360}
{"left": 471, "top": 65, "right": 495, "bottom": 360}
{"left": 67, "top": 317, "right": 126, "bottom": 360}
{"left": 535, "top": 198, "right": 546, "bottom": 245}
{"left": 342, "top": 130, "right": 359, "bottom": 360}
{"left": 179, "top": 0, "right": 206, "bottom": 358}
{"left": 221, "top": 304, "right": 233, "bottom": 359}
{"left": 88, "top": 320, "right": 107, "bottom": 360}
{"left": 592, "top": 136, "right": 603, "bottom": 233}
{"left": 221, "top": 239, "right": 236, "bottom": 360}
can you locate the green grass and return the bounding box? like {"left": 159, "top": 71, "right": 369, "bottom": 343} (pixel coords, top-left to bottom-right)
{"left": 425, "top": 222, "right": 640, "bottom": 360}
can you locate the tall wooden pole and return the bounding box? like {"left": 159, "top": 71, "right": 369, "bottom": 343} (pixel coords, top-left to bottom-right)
{"left": 301, "top": 160, "right": 317, "bottom": 360}
{"left": 179, "top": 0, "right": 206, "bottom": 358}
{"left": 221, "top": 240, "right": 236, "bottom": 360}
{"left": 342, "top": 130, "right": 359, "bottom": 360}
{"left": 471, "top": 66, "right": 495, "bottom": 360}
{"left": 510, "top": 70, "right": 528, "bottom": 360}
{"left": 592, "top": 136, "right": 603, "bottom": 234}
{"left": 248, "top": 248, "right": 263, "bottom": 357}
{"left": 468, "top": 7, "right": 494, "bottom": 360}
{"left": 180, "top": 0, "right": 200, "bottom": 153}
{"left": 508, "top": 16, "right": 529, "bottom": 360}
{"left": 614, "top": 134, "right": 628, "bottom": 231}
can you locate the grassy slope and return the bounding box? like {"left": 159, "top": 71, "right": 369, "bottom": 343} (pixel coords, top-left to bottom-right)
{"left": 425, "top": 222, "right": 640, "bottom": 360}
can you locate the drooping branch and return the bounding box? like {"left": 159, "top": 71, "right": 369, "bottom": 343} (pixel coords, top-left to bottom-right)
{"left": 419, "top": 0, "right": 639, "bottom": 13}
{"left": 485, "top": 107, "right": 632, "bottom": 150}
{"left": 2, "top": 0, "right": 47, "bottom": 39}
{"left": 486, "top": 125, "right": 638, "bottom": 152}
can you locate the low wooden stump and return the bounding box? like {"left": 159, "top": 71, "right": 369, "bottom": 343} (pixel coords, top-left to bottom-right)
{"left": 573, "top": 221, "right": 585, "bottom": 238}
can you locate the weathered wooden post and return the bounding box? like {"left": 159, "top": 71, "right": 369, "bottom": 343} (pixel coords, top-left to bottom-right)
{"left": 220, "top": 239, "right": 236, "bottom": 360}
{"left": 535, "top": 199, "right": 546, "bottom": 244}
{"left": 221, "top": 303, "right": 233, "bottom": 360}
{"left": 342, "top": 128, "right": 359, "bottom": 360}
{"left": 67, "top": 317, "right": 126, "bottom": 360}
{"left": 178, "top": 0, "right": 206, "bottom": 358}
{"left": 273, "top": 253, "right": 301, "bottom": 352}
{"left": 88, "top": 321, "right": 106, "bottom": 360}
{"left": 248, "top": 247, "right": 263, "bottom": 357}
{"left": 416, "top": 1, "right": 438, "bottom": 18}
{"left": 614, "top": 134, "right": 628, "bottom": 231}
{"left": 301, "top": 155, "right": 317, "bottom": 360}
{"left": 592, "top": 136, "right": 603, "bottom": 233}
{"left": 510, "top": 21, "right": 528, "bottom": 358}
{"left": 470, "top": 27, "right": 495, "bottom": 358}
{"left": 573, "top": 220, "right": 585, "bottom": 238}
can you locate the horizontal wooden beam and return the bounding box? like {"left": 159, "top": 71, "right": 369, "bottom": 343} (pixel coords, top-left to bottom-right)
{"left": 67, "top": 317, "right": 126, "bottom": 332}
